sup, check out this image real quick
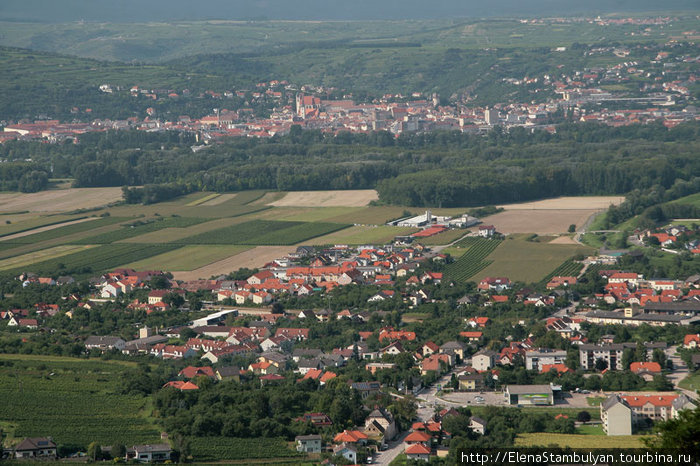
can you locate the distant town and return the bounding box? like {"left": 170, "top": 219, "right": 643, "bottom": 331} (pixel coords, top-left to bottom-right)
{"left": 1, "top": 32, "right": 698, "bottom": 145}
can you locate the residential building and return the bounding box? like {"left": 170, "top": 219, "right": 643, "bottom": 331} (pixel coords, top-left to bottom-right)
{"left": 13, "top": 438, "right": 57, "bottom": 459}
{"left": 525, "top": 349, "right": 567, "bottom": 371}
{"left": 600, "top": 395, "right": 633, "bottom": 435}
{"left": 472, "top": 349, "right": 497, "bottom": 371}
{"left": 126, "top": 444, "right": 172, "bottom": 463}
{"left": 295, "top": 434, "right": 322, "bottom": 453}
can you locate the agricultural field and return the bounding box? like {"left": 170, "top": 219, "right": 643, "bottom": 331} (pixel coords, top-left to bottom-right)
{"left": 497, "top": 196, "right": 625, "bottom": 211}
{"left": 482, "top": 209, "right": 600, "bottom": 235}
{"left": 0, "top": 354, "right": 160, "bottom": 449}
{"left": 172, "top": 246, "right": 297, "bottom": 281}
{"left": 0, "top": 245, "right": 94, "bottom": 271}
{"left": 539, "top": 259, "right": 585, "bottom": 285}
{"left": 1, "top": 243, "right": 181, "bottom": 277}
{"left": 515, "top": 432, "right": 645, "bottom": 448}
{"left": 2, "top": 216, "right": 126, "bottom": 244}
{"left": 275, "top": 206, "right": 365, "bottom": 223}
{"left": 444, "top": 238, "right": 503, "bottom": 282}
{"left": 0, "top": 214, "right": 83, "bottom": 237}
{"left": 179, "top": 220, "right": 350, "bottom": 246}
{"left": 477, "top": 235, "right": 591, "bottom": 283}
{"left": 269, "top": 190, "right": 378, "bottom": 207}
{"left": 188, "top": 437, "right": 301, "bottom": 461}
{"left": 308, "top": 225, "right": 418, "bottom": 245}
{"left": 72, "top": 216, "right": 209, "bottom": 244}
{"left": 0, "top": 187, "right": 123, "bottom": 213}
{"left": 123, "top": 245, "right": 251, "bottom": 271}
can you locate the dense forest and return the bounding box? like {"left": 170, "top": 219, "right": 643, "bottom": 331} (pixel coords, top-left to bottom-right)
{"left": 2, "top": 121, "right": 699, "bottom": 208}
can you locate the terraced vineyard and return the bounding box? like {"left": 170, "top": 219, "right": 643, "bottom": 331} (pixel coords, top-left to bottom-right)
{"left": 540, "top": 259, "right": 585, "bottom": 285}
{"left": 445, "top": 238, "right": 502, "bottom": 281}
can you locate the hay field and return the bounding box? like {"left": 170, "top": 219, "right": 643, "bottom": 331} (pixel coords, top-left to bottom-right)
{"left": 476, "top": 235, "right": 592, "bottom": 283}
{"left": 122, "top": 245, "right": 251, "bottom": 271}
{"left": 172, "top": 246, "right": 295, "bottom": 281}
{"left": 0, "top": 187, "right": 122, "bottom": 213}
{"left": 498, "top": 196, "right": 625, "bottom": 210}
{"left": 269, "top": 189, "right": 378, "bottom": 207}
{"left": 481, "top": 209, "right": 599, "bottom": 235}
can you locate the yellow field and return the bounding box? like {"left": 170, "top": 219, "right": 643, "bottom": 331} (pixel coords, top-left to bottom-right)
{"left": 0, "top": 245, "right": 95, "bottom": 270}
{"left": 122, "top": 245, "right": 251, "bottom": 271}
{"left": 275, "top": 206, "right": 365, "bottom": 222}
{"left": 515, "top": 432, "right": 645, "bottom": 448}
{"left": 269, "top": 189, "right": 378, "bottom": 207}
{"left": 498, "top": 196, "right": 625, "bottom": 210}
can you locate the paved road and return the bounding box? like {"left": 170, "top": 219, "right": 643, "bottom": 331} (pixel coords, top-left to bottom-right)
{"left": 666, "top": 345, "right": 698, "bottom": 400}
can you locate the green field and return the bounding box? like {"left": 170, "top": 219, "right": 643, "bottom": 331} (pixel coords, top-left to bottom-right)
{"left": 0, "top": 354, "right": 160, "bottom": 449}
{"left": 2, "top": 243, "right": 182, "bottom": 277}
{"left": 309, "top": 225, "right": 417, "bottom": 245}
{"left": 2, "top": 216, "right": 127, "bottom": 244}
{"left": 0, "top": 215, "right": 84, "bottom": 238}
{"left": 444, "top": 238, "right": 503, "bottom": 282}
{"left": 670, "top": 192, "right": 700, "bottom": 207}
{"left": 73, "top": 216, "right": 209, "bottom": 244}
{"left": 0, "top": 245, "right": 94, "bottom": 271}
{"left": 123, "top": 245, "right": 251, "bottom": 271}
{"left": 539, "top": 259, "right": 585, "bottom": 285}
{"left": 185, "top": 193, "right": 220, "bottom": 206}
{"left": 515, "top": 432, "right": 644, "bottom": 448}
{"left": 179, "top": 220, "right": 350, "bottom": 245}
{"left": 276, "top": 206, "right": 365, "bottom": 222}
{"left": 575, "top": 424, "right": 605, "bottom": 435}
{"left": 189, "top": 437, "right": 301, "bottom": 461}
{"left": 678, "top": 371, "right": 700, "bottom": 392}
{"left": 477, "top": 235, "right": 592, "bottom": 283}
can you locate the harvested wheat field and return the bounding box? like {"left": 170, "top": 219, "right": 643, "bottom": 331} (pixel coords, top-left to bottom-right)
{"left": 0, "top": 188, "right": 123, "bottom": 213}
{"left": 269, "top": 190, "right": 379, "bottom": 207}
{"left": 172, "top": 246, "right": 295, "bottom": 281}
{"left": 482, "top": 209, "right": 599, "bottom": 235}
{"left": 498, "top": 196, "right": 625, "bottom": 210}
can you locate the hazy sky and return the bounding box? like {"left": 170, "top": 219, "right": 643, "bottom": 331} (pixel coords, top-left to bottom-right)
{"left": 1, "top": 0, "right": 697, "bottom": 22}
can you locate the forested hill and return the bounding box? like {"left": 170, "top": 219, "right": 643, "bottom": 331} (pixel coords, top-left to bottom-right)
{"left": 1, "top": 0, "right": 697, "bottom": 22}
{"left": 2, "top": 121, "right": 699, "bottom": 207}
